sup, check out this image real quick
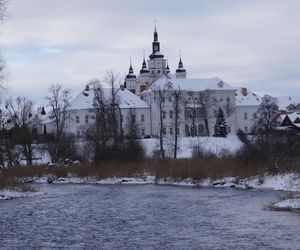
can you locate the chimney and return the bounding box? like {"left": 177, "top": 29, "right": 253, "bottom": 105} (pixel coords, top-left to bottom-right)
{"left": 241, "top": 88, "right": 248, "bottom": 96}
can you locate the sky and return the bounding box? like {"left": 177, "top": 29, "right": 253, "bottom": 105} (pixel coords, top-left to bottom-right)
{"left": 1, "top": 0, "right": 300, "bottom": 104}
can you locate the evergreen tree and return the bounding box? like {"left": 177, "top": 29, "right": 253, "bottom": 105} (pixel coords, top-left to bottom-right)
{"left": 214, "top": 108, "right": 227, "bottom": 137}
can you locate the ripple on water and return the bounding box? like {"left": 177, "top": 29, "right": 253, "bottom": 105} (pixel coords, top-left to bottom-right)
{"left": 0, "top": 185, "right": 299, "bottom": 250}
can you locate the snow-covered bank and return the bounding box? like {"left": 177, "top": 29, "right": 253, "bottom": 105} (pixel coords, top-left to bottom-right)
{"left": 0, "top": 189, "right": 43, "bottom": 201}
{"left": 28, "top": 172, "right": 300, "bottom": 192}
{"left": 2, "top": 172, "right": 300, "bottom": 211}
{"left": 273, "top": 197, "right": 300, "bottom": 212}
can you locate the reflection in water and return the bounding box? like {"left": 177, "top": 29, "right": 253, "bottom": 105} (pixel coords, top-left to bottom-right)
{"left": 0, "top": 184, "right": 299, "bottom": 249}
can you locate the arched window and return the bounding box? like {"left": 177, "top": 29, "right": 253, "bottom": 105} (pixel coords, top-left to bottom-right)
{"left": 191, "top": 124, "right": 197, "bottom": 137}
{"left": 198, "top": 124, "right": 205, "bottom": 136}
{"left": 185, "top": 125, "right": 190, "bottom": 137}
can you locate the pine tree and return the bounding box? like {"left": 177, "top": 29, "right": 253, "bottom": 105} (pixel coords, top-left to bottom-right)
{"left": 214, "top": 108, "right": 227, "bottom": 137}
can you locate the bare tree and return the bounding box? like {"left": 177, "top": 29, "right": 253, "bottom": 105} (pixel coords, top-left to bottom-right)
{"left": 0, "top": 103, "right": 20, "bottom": 168}
{"left": 186, "top": 91, "right": 198, "bottom": 137}
{"left": 125, "top": 108, "right": 139, "bottom": 139}
{"left": 198, "top": 90, "right": 217, "bottom": 137}
{"left": 153, "top": 84, "right": 170, "bottom": 159}
{"left": 5, "top": 97, "right": 35, "bottom": 165}
{"left": 254, "top": 95, "right": 279, "bottom": 145}
{"left": 85, "top": 74, "right": 123, "bottom": 163}
{"left": 173, "top": 86, "right": 182, "bottom": 159}
{"left": 104, "top": 71, "right": 122, "bottom": 142}
{"left": 45, "top": 84, "right": 72, "bottom": 163}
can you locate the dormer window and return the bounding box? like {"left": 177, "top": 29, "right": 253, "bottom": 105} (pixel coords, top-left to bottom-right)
{"left": 217, "top": 81, "right": 224, "bottom": 88}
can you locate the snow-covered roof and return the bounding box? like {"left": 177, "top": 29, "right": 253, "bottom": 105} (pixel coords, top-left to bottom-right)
{"left": 235, "top": 88, "right": 261, "bottom": 106}
{"left": 147, "top": 76, "right": 236, "bottom": 92}
{"left": 276, "top": 96, "right": 300, "bottom": 111}
{"left": 278, "top": 111, "right": 300, "bottom": 128}
{"left": 70, "top": 85, "right": 149, "bottom": 110}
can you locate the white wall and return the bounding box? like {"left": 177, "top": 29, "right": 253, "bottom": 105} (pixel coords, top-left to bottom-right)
{"left": 236, "top": 105, "right": 259, "bottom": 134}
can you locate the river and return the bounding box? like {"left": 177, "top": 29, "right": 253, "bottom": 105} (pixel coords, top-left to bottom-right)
{"left": 0, "top": 184, "right": 300, "bottom": 249}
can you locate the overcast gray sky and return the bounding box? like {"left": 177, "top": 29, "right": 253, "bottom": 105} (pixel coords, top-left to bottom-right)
{"left": 1, "top": 0, "right": 300, "bottom": 103}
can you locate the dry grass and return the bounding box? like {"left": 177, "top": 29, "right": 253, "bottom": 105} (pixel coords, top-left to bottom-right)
{"left": 1, "top": 157, "right": 300, "bottom": 191}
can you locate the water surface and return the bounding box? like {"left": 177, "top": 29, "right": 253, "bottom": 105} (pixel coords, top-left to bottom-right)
{"left": 0, "top": 184, "right": 299, "bottom": 249}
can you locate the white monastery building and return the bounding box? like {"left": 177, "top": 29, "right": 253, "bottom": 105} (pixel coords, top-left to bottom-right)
{"left": 41, "top": 26, "right": 299, "bottom": 138}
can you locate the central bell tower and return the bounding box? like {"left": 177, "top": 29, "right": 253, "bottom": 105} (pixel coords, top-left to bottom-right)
{"left": 147, "top": 26, "right": 167, "bottom": 77}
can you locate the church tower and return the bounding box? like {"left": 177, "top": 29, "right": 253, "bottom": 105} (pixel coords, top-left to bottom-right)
{"left": 147, "top": 26, "right": 167, "bottom": 77}
{"left": 175, "top": 57, "right": 187, "bottom": 79}
{"left": 125, "top": 61, "right": 137, "bottom": 94}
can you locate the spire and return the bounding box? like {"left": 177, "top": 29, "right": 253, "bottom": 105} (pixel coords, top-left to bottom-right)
{"left": 178, "top": 57, "right": 183, "bottom": 68}
{"left": 126, "top": 58, "right": 136, "bottom": 79}
{"left": 140, "top": 54, "right": 150, "bottom": 74}
{"left": 129, "top": 57, "right": 134, "bottom": 74}
{"left": 154, "top": 23, "right": 158, "bottom": 42}
{"left": 166, "top": 59, "right": 170, "bottom": 73}
{"left": 176, "top": 53, "right": 187, "bottom": 79}
{"left": 176, "top": 55, "right": 186, "bottom": 73}
{"left": 149, "top": 23, "right": 164, "bottom": 59}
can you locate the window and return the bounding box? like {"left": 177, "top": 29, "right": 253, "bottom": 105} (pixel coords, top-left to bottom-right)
{"left": 244, "top": 112, "right": 248, "bottom": 120}
{"left": 169, "top": 110, "right": 173, "bottom": 119}
{"left": 163, "top": 127, "right": 166, "bottom": 135}
{"left": 185, "top": 125, "right": 189, "bottom": 136}
{"left": 76, "top": 130, "right": 80, "bottom": 137}
{"left": 168, "top": 96, "right": 172, "bottom": 102}
{"left": 170, "top": 127, "right": 173, "bottom": 135}
{"left": 141, "top": 114, "right": 145, "bottom": 122}
{"left": 132, "top": 115, "right": 136, "bottom": 122}
{"left": 85, "top": 115, "right": 89, "bottom": 124}
{"left": 253, "top": 112, "right": 257, "bottom": 119}
{"left": 158, "top": 70, "right": 161, "bottom": 74}
{"left": 162, "top": 111, "right": 166, "bottom": 119}
{"left": 76, "top": 116, "right": 80, "bottom": 123}
{"left": 244, "top": 126, "right": 248, "bottom": 133}
{"left": 141, "top": 128, "right": 145, "bottom": 136}
{"left": 214, "top": 110, "right": 218, "bottom": 118}
{"left": 227, "top": 126, "right": 231, "bottom": 133}
{"left": 198, "top": 124, "right": 205, "bottom": 136}
{"left": 226, "top": 97, "right": 231, "bottom": 102}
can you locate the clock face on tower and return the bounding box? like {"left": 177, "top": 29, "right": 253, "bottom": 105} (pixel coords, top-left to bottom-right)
{"left": 154, "top": 45, "right": 159, "bottom": 51}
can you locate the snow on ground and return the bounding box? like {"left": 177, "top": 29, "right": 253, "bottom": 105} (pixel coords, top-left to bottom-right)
{"left": 27, "top": 172, "right": 300, "bottom": 192}
{"left": 244, "top": 173, "right": 300, "bottom": 191}
{"left": 141, "top": 135, "right": 243, "bottom": 158}
{"left": 0, "top": 189, "right": 43, "bottom": 201}
{"left": 274, "top": 197, "right": 300, "bottom": 210}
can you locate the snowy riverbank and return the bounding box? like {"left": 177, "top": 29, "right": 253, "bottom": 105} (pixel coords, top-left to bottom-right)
{"left": 1, "top": 172, "right": 300, "bottom": 212}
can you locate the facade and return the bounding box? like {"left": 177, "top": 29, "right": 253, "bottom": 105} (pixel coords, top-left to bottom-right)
{"left": 124, "top": 26, "right": 237, "bottom": 137}
{"left": 40, "top": 26, "right": 300, "bottom": 138}
{"left": 235, "top": 87, "right": 261, "bottom": 134}
{"left": 40, "top": 84, "right": 151, "bottom": 137}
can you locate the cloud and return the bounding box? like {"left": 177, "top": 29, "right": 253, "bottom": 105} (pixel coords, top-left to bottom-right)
{"left": 0, "top": 0, "right": 300, "bottom": 103}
